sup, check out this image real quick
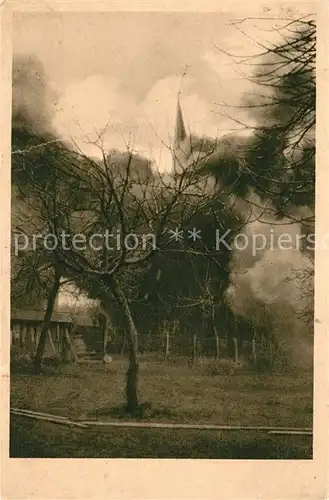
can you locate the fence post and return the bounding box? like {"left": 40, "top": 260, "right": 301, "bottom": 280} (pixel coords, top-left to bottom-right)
{"left": 165, "top": 328, "right": 170, "bottom": 360}
{"left": 20, "top": 324, "right": 26, "bottom": 349}
{"left": 120, "top": 334, "right": 126, "bottom": 355}
{"left": 214, "top": 328, "right": 220, "bottom": 359}
{"left": 56, "top": 324, "right": 60, "bottom": 347}
{"left": 26, "top": 325, "right": 34, "bottom": 356}
{"left": 211, "top": 306, "right": 220, "bottom": 359}
{"left": 192, "top": 334, "right": 197, "bottom": 365}
{"left": 252, "top": 337, "right": 256, "bottom": 365}
{"left": 35, "top": 325, "right": 41, "bottom": 351}
{"left": 233, "top": 337, "right": 239, "bottom": 364}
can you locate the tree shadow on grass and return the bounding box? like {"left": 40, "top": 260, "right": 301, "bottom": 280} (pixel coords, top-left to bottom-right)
{"left": 10, "top": 357, "right": 82, "bottom": 378}
{"left": 94, "top": 402, "right": 179, "bottom": 421}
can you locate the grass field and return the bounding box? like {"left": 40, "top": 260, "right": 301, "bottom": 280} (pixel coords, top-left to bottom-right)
{"left": 10, "top": 356, "right": 313, "bottom": 458}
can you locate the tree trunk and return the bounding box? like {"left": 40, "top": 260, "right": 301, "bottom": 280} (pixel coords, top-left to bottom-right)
{"left": 109, "top": 277, "right": 139, "bottom": 413}
{"left": 33, "top": 274, "right": 61, "bottom": 373}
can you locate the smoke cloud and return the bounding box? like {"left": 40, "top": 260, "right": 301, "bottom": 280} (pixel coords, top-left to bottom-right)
{"left": 225, "top": 192, "right": 313, "bottom": 368}
{"left": 12, "top": 54, "right": 58, "bottom": 136}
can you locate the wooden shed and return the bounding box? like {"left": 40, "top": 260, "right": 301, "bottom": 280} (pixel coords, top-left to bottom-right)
{"left": 11, "top": 308, "right": 103, "bottom": 362}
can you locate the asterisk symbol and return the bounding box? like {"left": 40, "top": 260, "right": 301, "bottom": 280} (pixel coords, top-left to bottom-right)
{"left": 187, "top": 228, "right": 202, "bottom": 242}
{"left": 167, "top": 227, "right": 184, "bottom": 242}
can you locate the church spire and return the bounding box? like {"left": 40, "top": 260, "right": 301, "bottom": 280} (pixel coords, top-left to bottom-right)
{"left": 172, "top": 97, "right": 188, "bottom": 175}
{"left": 174, "top": 98, "right": 186, "bottom": 146}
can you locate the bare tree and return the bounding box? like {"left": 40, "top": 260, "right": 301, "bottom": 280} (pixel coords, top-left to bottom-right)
{"left": 46, "top": 133, "right": 229, "bottom": 412}
{"left": 12, "top": 139, "right": 83, "bottom": 372}
{"left": 204, "top": 17, "right": 315, "bottom": 223}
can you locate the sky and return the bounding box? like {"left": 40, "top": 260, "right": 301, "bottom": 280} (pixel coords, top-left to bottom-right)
{"left": 13, "top": 8, "right": 315, "bottom": 170}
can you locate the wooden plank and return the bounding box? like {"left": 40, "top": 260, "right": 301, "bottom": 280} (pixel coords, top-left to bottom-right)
{"left": 47, "top": 330, "right": 58, "bottom": 356}
{"left": 11, "top": 407, "right": 69, "bottom": 421}
{"left": 79, "top": 420, "right": 313, "bottom": 433}
{"left": 10, "top": 407, "right": 312, "bottom": 436}
{"left": 10, "top": 409, "right": 88, "bottom": 428}
{"left": 267, "top": 430, "right": 312, "bottom": 436}
{"left": 65, "top": 327, "right": 79, "bottom": 362}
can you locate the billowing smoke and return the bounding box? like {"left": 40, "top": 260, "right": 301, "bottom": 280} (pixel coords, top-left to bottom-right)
{"left": 12, "top": 54, "right": 57, "bottom": 136}
{"left": 180, "top": 129, "right": 314, "bottom": 369}
{"left": 225, "top": 192, "right": 314, "bottom": 368}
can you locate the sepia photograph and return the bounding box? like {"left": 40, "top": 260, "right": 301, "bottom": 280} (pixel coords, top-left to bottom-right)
{"left": 8, "top": 4, "right": 318, "bottom": 464}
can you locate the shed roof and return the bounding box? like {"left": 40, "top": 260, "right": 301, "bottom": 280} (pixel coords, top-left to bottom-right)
{"left": 11, "top": 308, "right": 97, "bottom": 327}
{"left": 11, "top": 309, "right": 73, "bottom": 324}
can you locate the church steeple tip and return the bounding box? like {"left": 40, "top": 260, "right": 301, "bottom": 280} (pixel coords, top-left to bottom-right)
{"left": 174, "top": 98, "right": 186, "bottom": 146}
{"left": 172, "top": 96, "right": 188, "bottom": 175}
